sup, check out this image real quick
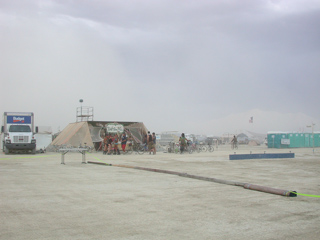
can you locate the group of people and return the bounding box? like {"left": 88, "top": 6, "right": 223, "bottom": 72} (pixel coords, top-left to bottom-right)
{"left": 144, "top": 131, "right": 157, "bottom": 155}
{"left": 102, "top": 131, "right": 157, "bottom": 155}
{"left": 102, "top": 132, "right": 130, "bottom": 155}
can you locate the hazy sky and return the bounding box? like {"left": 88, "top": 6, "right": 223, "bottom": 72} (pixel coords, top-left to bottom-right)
{"left": 1, "top": 0, "right": 320, "bottom": 135}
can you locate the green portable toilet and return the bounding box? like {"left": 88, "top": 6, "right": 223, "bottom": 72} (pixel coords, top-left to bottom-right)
{"left": 267, "top": 132, "right": 288, "bottom": 148}
{"left": 308, "top": 133, "right": 319, "bottom": 148}
{"left": 314, "top": 133, "right": 320, "bottom": 147}
{"left": 267, "top": 133, "right": 276, "bottom": 148}
{"left": 310, "top": 134, "right": 315, "bottom": 148}
{"left": 297, "top": 133, "right": 305, "bottom": 148}
{"left": 288, "top": 133, "right": 297, "bottom": 148}
{"left": 295, "top": 133, "right": 302, "bottom": 148}
{"left": 279, "top": 133, "right": 289, "bottom": 148}
{"left": 267, "top": 132, "right": 281, "bottom": 148}
{"left": 304, "top": 133, "right": 311, "bottom": 147}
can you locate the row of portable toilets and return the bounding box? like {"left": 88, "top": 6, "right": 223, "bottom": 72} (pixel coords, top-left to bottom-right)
{"left": 267, "top": 132, "right": 320, "bottom": 148}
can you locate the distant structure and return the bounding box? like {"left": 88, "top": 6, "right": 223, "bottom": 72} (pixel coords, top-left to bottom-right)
{"left": 76, "top": 99, "right": 94, "bottom": 122}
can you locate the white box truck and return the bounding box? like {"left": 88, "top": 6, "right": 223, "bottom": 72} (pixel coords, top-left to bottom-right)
{"left": 1, "top": 112, "right": 38, "bottom": 154}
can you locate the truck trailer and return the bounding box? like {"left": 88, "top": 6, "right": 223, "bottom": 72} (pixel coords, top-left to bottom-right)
{"left": 1, "top": 112, "right": 38, "bottom": 154}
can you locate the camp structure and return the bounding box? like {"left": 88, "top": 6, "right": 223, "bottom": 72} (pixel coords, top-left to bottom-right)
{"left": 47, "top": 121, "right": 148, "bottom": 151}
{"left": 248, "top": 140, "right": 260, "bottom": 146}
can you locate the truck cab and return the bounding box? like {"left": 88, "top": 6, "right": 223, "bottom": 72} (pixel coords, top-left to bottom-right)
{"left": 1, "top": 112, "right": 37, "bottom": 154}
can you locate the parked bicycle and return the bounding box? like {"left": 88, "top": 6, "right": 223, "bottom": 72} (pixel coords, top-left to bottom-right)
{"left": 187, "top": 143, "right": 195, "bottom": 152}
{"left": 125, "top": 141, "right": 146, "bottom": 155}
{"left": 191, "top": 144, "right": 203, "bottom": 153}
{"left": 185, "top": 144, "right": 194, "bottom": 154}
{"left": 199, "top": 144, "right": 207, "bottom": 152}
{"left": 207, "top": 145, "right": 214, "bottom": 152}
{"left": 166, "top": 142, "right": 180, "bottom": 153}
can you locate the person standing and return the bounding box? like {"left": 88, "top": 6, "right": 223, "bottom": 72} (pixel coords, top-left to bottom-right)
{"left": 103, "top": 135, "right": 108, "bottom": 155}
{"left": 107, "top": 134, "right": 113, "bottom": 155}
{"left": 121, "top": 132, "right": 127, "bottom": 153}
{"left": 113, "top": 134, "right": 120, "bottom": 155}
{"left": 147, "top": 131, "right": 153, "bottom": 154}
{"left": 152, "top": 132, "right": 156, "bottom": 155}
{"left": 179, "top": 133, "right": 187, "bottom": 154}
{"left": 143, "top": 134, "right": 148, "bottom": 151}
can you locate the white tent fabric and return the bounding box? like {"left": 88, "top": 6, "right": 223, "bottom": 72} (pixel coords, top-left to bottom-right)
{"left": 35, "top": 126, "right": 53, "bottom": 152}
{"left": 35, "top": 134, "right": 52, "bottom": 152}
{"left": 89, "top": 126, "right": 103, "bottom": 143}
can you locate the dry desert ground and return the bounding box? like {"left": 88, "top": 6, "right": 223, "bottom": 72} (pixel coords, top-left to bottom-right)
{"left": 1, "top": 145, "right": 319, "bottom": 240}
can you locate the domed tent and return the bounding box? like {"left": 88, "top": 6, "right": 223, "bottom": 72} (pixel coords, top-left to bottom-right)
{"left": 237, "top": 133, "right": 249, "bottom": 144}
{"left": 248, "top": 140, "right": 260, "bottom": 146}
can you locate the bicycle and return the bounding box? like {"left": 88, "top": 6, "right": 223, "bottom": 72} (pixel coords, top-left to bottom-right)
{"left": 193, "top": 144, "right": 204, "bottom": 153}
{"left": 184, "top": 144, "right": 193, "bottom": 154}
{"left": 199, "top": 144, "right": 207, "bottom": 152}
{"left": 125, "top": 142, "right": 146, "bottom": 155}
{"left": 187, "top": 143, "right": 198, "bottom": 153}
{"left": 231, "top": 142, "right": 238, "bottom": 150}
{"left": 207, "top": 145, "right": 214, "bottom": 152}
{"left": 166, "top": 142, "right": 180, "bottom": 154}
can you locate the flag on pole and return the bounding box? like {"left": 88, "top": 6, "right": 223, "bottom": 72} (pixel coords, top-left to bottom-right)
{"left": 249, "top": 116, "right": 253, "bottom": 123}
